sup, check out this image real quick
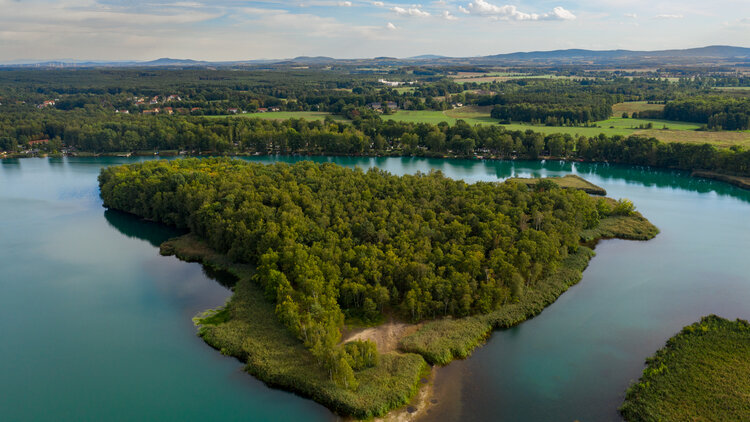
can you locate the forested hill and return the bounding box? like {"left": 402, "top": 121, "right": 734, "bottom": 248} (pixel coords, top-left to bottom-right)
{"left": 99, "top": 158, "right": 631, "bottom": 385}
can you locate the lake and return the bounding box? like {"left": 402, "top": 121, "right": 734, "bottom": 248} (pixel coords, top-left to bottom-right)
{"left": 2, "top": 156, "right": 749, "bottom": 421}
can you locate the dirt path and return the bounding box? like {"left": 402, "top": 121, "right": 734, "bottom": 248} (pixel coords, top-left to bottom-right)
{"left": 342, "top": 320, "right": 422, "bottom": 354}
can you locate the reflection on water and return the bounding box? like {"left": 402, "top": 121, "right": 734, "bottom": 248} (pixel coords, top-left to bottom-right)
{"left": 104, "top": 209, "right": 185, "bottom": 248}
{"left": 3, "top": 156, "right": 750, "bottom": 422}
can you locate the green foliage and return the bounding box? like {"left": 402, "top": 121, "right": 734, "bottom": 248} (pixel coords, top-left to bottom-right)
{"left": 620, "top": 315, "right": 750, "bottom": 422}
{"left": 165, "top": 235, "right": 426, "bottom": 418}
{"left": 101, "top": 158, "right": 610, "bottom": 364}
{"left": 344, "top": 340, "right": 379, "bottom": 370}
{"left": 612, "top": 198, "right": 636, "bottom": 216}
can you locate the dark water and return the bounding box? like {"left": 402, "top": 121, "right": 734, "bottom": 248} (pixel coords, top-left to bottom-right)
{"left": 2, "top": 156, "right": 749, "bottom": 421}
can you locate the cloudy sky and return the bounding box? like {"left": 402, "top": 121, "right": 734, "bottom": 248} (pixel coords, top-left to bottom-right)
{"left": 0, "top": 0, "right": 748, "bottom": 62}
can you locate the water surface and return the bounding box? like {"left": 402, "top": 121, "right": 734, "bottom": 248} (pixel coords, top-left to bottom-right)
{"left": 2, "top": 156, "right": 749, "bottom": 421}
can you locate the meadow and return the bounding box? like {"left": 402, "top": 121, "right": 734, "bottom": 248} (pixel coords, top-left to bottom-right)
{"left": 214, "top": 106, "right": 750, "bottom": 149}
{"left": 207, "top": 111, "right": 349, "bottom": 122}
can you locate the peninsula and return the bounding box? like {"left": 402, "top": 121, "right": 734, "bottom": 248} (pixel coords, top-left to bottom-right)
{"left": 99, "top": 158, "right": 658, "bottom": 418}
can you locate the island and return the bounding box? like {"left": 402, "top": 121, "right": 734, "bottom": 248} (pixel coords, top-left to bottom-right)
{"left": 99, "top": 158, "right": 658, "bottom": 419}
{"left": 620, "top": 315, "right": 750, "bottom": 421}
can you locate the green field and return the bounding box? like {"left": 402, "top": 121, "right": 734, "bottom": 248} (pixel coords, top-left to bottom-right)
{"left": 612, "top": 101, "right": 665, "bottom": 116}
{"left": 206, "top": 111, "right": 349, "bottom": 122}
{"left": 207, "top": 109, "right": 750, "bottom": 148}
{"left": 383, "top": 109, "right": 497, "bottom": 126}
{"left": 620, "top": 316, "right": 750, "bottom": 421}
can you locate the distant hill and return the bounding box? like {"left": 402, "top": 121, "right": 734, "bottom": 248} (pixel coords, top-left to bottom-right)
{"left": 478, "top": 45, "right": 750, "bottom": 64}
{"left": 3, "top": 46, "right": 749, "bottom": 68}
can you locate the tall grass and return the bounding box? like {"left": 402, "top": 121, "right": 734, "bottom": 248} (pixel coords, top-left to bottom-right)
{"left": 620, "top": 315, "right": 750, "bottom": 421}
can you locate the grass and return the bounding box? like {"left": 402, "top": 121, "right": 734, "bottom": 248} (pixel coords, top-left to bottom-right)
{"left": 200, "top": 107, "right": 750, "bottom": 148}
{"left": 162, "top": 235, "right": 427, "bottom": 419}
{"left": 507, "top": 174, "right": 607, "bottom": 195}
{"left": 156, "top": 203, "right": 657, "bottom": 417}
{"left": 691, "top": 171, "right": 750, "bottom": 189}
{"left": 204, "top": 111, "right": 350, "bottom": 122}
{"left": 612, "top": 101, "right": 665, "bottom": 116}
{"left": 399, "top": 246, "right": 597, "bottom": 365}
{"left": 620, "top": 315, "right": 750, "bottom": 422}
{"left": 399, "top": 212, "right": 659, "bottom": 365}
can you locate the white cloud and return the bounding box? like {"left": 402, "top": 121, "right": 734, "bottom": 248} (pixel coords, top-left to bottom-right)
{"left": 386, "top": 21, "right": 397, "bottom": 29}
{"left": 465, "top": 1, "right": 575, "bottom": 21}
{"left": 338, "top": 1, "right": 352, "bottom": 6}
{"left": 392, "top": 6, "right": 430, "bottom": 17}
{"left": 373, "top": 1, "right": 384, "bottom": 5}
{"left": 433, "top": 0, "right": 447, "bottom": 5}
{"left": 655, "top": 14, "right": 684, "bottom": 19}
{"left": 458, "top": 5, "right": 470, "bottom": 14}
{"left": 546, "top": 6, "right": 575, "bottom": 20}
{"left": 442, "top": 10, "right": 457, "bottom": 20}
{"left": 624, "top": 13, "right": 638, "bottom": 19}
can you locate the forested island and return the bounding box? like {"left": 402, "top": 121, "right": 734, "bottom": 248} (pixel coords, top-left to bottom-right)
{"left": 99, "top": 158, "right": 657, "bottom": 417}
{"left": 621, "top": 315, "right": 750, "bottom": 421}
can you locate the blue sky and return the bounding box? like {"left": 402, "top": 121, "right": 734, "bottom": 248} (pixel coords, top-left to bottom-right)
{"left": 0, "top": 0, "right": 748, "bottom": 61}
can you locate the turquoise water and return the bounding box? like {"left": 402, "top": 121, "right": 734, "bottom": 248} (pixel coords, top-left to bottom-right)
{"left": 2, "top": 156, "right": 749, "bottom": 421}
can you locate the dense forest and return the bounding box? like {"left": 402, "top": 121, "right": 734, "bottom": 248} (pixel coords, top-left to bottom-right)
{"left": 2, "top": 68, "right": 750, "bottom": 178}
{"left": 99, "top": 158, "right": 628, "bottom": 384}
{"left": 664, "top": 97, "right": 750, "bottom": 130}
{"left": 4, "top": 109, "right": 747, "bottom": 177}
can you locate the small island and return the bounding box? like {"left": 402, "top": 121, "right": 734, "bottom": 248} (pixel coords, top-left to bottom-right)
{"left": 621, "top": 315, "right": 750, "bottom": 421}
{"left": 99, "top": 158, "right": 657, "bottom": 418}
{"left": 506, "top": 174, "right": 608, "bottom": 196}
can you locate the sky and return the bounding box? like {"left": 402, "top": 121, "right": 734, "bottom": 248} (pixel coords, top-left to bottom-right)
{"left": 0, "top": 0, "right": 748, "bottom": 62}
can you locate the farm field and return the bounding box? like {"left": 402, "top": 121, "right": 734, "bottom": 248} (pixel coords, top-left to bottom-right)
{"left": 612, "top": 101, "right": 665, "bottom": 116}
{"left": 383, "top": 109, "right": 497, "bottom": 125}
{"left": 209, "top": 108, "right": 750, "bottom": 148}
{"left": 206, "top": 111, "right": 349, "bottom": 122}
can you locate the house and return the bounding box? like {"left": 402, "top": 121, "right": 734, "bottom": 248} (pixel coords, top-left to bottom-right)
{"left": 143, "top": 108, "right": 159, "bottom": 114}
{"left": 269, "top": 107, "right": 280, "bottom": 112}
{"left": 163, "top": 107, "right": 173, "bottom": 115}
{"left": 115, "top": 109, "right": 130, "bottom": 114}
{"left": 150, "top": 96, "right": 159, "bottom": 105}
{"left": 378, "top": 78, "right": 403, "bottom": 87}
{"left": 190, "top": 107, "right": 202, "bottom": 113}
{"left": 28, "top": 139, "right": 50, "bottom": 146}
{"left": 166, "top": 95, "right": 181, "bottom": 102}
{"left": 37, "top": 100, "right": 56, "bottom": 109}
{"left": 228, "top": 108, "right": 239, "bottom": 114}
{"left": 385, "top": 101, "right": 398, "bottom": 110}
{"left": 256, "top": 108, "right": 268, "bottom": 113}
{"left": 368, "top": 102, "right": 382, "bottom": 110}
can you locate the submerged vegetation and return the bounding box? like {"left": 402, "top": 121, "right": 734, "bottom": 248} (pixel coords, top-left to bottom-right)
{"left": 621, "top": 315, "right": 750, "bottom": 422}
{"left": 99, "top": 158, "right": 657, "bottom": 417}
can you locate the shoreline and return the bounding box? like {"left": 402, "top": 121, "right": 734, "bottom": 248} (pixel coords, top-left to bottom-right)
{"left": 157, "top": 210, "right": 657, "bottom": 420}
{"left": 6, "top": 152, "right": 749, "bottom": 191}
{"left": 691, "top": 170, "right": 750, "bottom": 190}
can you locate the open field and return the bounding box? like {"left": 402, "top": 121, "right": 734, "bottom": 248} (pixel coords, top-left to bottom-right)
{"left": 206, "top": 111, "right": 349, "bottom": 122}
{"left": 384, "top": 109, "right": 497, "bottom": 126}
{"left": 208, "top": 108, "right": 750, "bottom": 148}
{"left": 612, "top": 101, "right": 665, "bottom": 116}
{"left": 713, "top": 86, "right": 750, "bottom": 91}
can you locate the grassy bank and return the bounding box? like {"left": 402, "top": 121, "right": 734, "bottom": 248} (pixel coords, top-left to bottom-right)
{"left": 692, "top": 170, "right": 750, "bottom": 190}
{"left": 507, "top": 174, "right": 608, "bottom": 195}
{"left": 149, "top": 187, "right": 657, "bottom": 418}
{"left": 161, "top": 235, "right": 428, "bottom": 419}
{"left": 399, "top": 212, "right": 658, "bottom": 365}
{"left": 620, "top": 315, "right": 750, "bottom": 421}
